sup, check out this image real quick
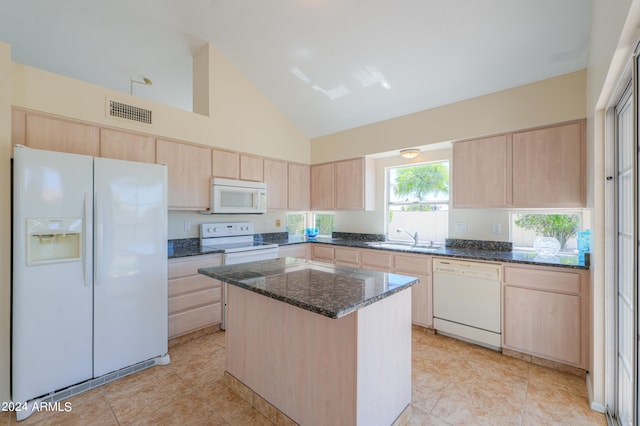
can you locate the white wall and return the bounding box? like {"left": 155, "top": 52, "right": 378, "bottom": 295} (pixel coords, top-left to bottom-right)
{"left": 168, "top": 210, "right": 289, "bottom": 240}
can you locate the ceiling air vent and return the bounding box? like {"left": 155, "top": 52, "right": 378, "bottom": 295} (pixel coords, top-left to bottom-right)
{"left": 107, "top": 99, "right": 152, "bottom": 125}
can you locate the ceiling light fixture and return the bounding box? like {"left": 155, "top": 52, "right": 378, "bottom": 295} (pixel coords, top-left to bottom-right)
{"left": 130, "top": 76, "right": 153, "bottom": 95}
{"left": 400, "top": 149, "right": 420, "bottom": 159}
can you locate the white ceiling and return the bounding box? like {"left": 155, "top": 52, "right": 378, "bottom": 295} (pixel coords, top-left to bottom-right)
{"left": 0, "top": 0, "right": 593, "bottom": 138}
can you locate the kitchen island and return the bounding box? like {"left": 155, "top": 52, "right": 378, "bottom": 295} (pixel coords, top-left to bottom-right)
{"left": 199, "top": 257, "right": 417, "bottom": 426}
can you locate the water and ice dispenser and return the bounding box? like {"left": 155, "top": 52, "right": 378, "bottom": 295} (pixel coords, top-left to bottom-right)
{"left": 26, "top": 218, "right": 82, "bottom": 265}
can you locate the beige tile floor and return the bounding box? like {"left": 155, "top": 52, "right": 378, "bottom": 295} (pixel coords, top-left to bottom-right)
{"left": 2, "top": 328, "right": 606, "bottom": 425}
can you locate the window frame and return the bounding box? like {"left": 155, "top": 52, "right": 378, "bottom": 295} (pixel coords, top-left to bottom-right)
{"left": 385, "top": 160, "right": 450, "bottom": 244}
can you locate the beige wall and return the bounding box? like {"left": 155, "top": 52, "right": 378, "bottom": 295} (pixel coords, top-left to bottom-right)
{"left": 0, "top": 42, "right": 12, "bottom": 404}
{"left": 311, "top": 70, "right": 586, "bottom": 164}
{"left": 329, "top": 72, "right": 587, "bottom": 241}
{"left": 1, "top": 40, "right": 310, "bottom": 400}
{"left": 11, "top": 45, "right": 309, "bottom": 163}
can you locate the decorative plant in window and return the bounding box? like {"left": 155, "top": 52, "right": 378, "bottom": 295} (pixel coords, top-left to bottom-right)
{"left": 513, "top": 214, "right": 580, "bottom": 251}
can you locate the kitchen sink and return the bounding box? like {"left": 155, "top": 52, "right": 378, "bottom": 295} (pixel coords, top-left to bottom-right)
{"left": 366, "top": 242, "right": 441, "bottom": 253}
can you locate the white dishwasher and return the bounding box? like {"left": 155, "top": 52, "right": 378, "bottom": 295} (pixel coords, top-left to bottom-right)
{"left": 433, "top": 258, "right": 501, "bottom": 350}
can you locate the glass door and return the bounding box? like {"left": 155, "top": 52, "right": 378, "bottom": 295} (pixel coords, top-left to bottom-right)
{"left": 612, "top": 78, "right": 636, "bottom": 426}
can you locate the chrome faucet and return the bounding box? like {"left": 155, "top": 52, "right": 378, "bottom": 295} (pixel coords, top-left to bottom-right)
{"left": 396, "top": 228, "right": 418, "bottom": 245}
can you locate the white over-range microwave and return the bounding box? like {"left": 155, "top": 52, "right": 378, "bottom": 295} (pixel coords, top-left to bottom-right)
{"left": 204, "top": 178, "right": 267, "bottom": 214}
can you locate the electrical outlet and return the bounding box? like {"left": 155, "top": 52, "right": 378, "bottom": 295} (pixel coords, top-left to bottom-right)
{"left": 455, "top": 222, "right": 467, "bottom": 233}
{"left": 184, "top": 222, "right": 191, "bottom": 232}
{"left": 492, "top": 223, "right": 502, "bottom": 234}
{"left": 275, "top": 219, "right": 281, "bottom": 227}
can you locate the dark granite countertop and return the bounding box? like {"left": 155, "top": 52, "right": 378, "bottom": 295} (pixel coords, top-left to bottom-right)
{"left": 171, "top": 234, "right": 589, "bottom": 270}
{"left": 198, "top": 257, "right": 418, "bottom": 319}
{"left": 168, "top": 238, "right": 223, "bottom": 259}
{"left": 272, "top": 236, "right": 590, "bottom": 270}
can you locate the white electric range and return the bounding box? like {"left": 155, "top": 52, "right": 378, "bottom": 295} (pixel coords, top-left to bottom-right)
{"left": 200, "top": 222, "right": 279, "bottom": 329}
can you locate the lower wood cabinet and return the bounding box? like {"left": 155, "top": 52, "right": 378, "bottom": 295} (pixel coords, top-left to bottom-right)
{"left": 310, "top": 244, "right": 431, "bottom": 328}
{"left": 278, "top": 244, "right": 309, "bottom": 260}
{"left": 394, "top": 253, "right": 432, "bottom": 328}
{"left": 168, "top": 254, "right": 222, "bottom": 339}
{"left": 502, "top": 264, "right": 589, "bottom": 369}
{"left": 360, "top": 249, "right": 393, "bottom": 272}
{"left": 310, "top": 244, "right": 335, "bottom": 263}
{"left": 334, "top": 247, "right": 360, "bottom": 267}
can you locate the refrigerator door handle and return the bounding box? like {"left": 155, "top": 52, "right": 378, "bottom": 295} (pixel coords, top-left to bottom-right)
{"left": 83, "top": 192, "right": 91, "bottom": 287}
{"left": 95, "top": 192, "right": 103, "bottom": 286}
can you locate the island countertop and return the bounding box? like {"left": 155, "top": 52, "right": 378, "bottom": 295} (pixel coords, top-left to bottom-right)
{"left": 198, "top": 257, "right": 418, "bottom": 319}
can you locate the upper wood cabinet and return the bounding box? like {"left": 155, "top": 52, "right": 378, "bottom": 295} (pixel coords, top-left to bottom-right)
{"left": 311, "top": 157, "right": 375, "bottom": 211}
{"left": 212, "top": 149, "right": 240, "bottom": 179}
{"left": 310, "top": 163, "right": 335, "bottom": 210}
{"left": 311, "top": 162, "right": 335, "bottom": 210}
{"left": 264, "top": 159, "right": 288, "bottom": 210}
{"left": 452, "top": 120, "right": 585, "bottom": 208}
{"left": 453, "top": 134, "right": 509, "bottom": 208}
{"left": 100, "top": 128, "right": 155, "bottom": 163}
{"left": 512, "top": 121, "right": 585, "bottom": 207}
{"left": 335, "top": 158, "right": 375, "bottom": 210}
{"left": 156, "top": 139, "right": 212, "bottom": 210}
{"left": 13, "top": 110, "right": 100, "bottom": 156}
{"left": 240, "top": 154, "right": 264, "bottom": 182}
{"left": 288, "top": 163, "right": 310, "bottom": 211}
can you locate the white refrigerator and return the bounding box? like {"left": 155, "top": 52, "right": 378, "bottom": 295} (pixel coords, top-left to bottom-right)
{"left": 12, "top": 146, "right": 169, "bottom": 404}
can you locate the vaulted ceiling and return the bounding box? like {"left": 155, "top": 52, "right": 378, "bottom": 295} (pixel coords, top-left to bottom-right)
{"left": 0, "top": 0, "right": 593, "bottom": 138}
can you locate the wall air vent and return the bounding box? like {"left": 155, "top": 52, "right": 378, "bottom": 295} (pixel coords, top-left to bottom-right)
{"left": 107, "top": 99, "right": 153, "bottom": 125}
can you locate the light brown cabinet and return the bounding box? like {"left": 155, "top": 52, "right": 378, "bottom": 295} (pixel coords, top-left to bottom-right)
{"left": 168, "top": 254, "right": 223, "bottom": 339}
{"left": 310, "top": 162, "right": 335, "bottom": 210}
{"left": 453, "top": 134, "right": 509, "bottom": 208}
{"left": 310, "top": 244, "right": 335, "bottom": 263}
{"left": 512, "top": 121, "right": 585, "bottom": 207}
{"left": 502, "top": 264, "right": 589, "bottom": 369}
{"left": 311, "top": 157, "right": 375, "bottom": 211}
{"left": 335, "top": 158, "right": 376, "bottom": 210}
{"left": 264, "top": 159, "right": 288, "bottom": 210}
{"left": 240, "top": 154, "right": 264, "bottom": 182}
{"left": 212, "top": 149, "right": 240, "bottom": 179}
{"left": 360, "top": 249, "right": 394, "bottom": 272}
{"left": 278, "top": 244, "right": 309, "bottom": 260}
{"left": 13, "top": 110, "right": 100, "bottom": 156}
{"left": 156, "top": 139, "right": 212, "bottom": 210}
{"left": 334, "top": 247, "right": 360, "bottom": 267}
{"left": 288, "top": 163, "right": 310, "bottom": 211}
{"left": 452, "top": 120, "right": 585, "bottom": 208}
{"left": 309, "top": 245, "right": 428, "bottom": 327}
{"left": 100, "top": 128, "right": 155, "bottom": 163}
{"left": 394, "top": 253, "right": 432, "bottom": 328}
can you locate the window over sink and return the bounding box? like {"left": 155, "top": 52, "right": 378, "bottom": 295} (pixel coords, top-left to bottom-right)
{"left": 386, "top": 161, "right": 449, "bottom": 245}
